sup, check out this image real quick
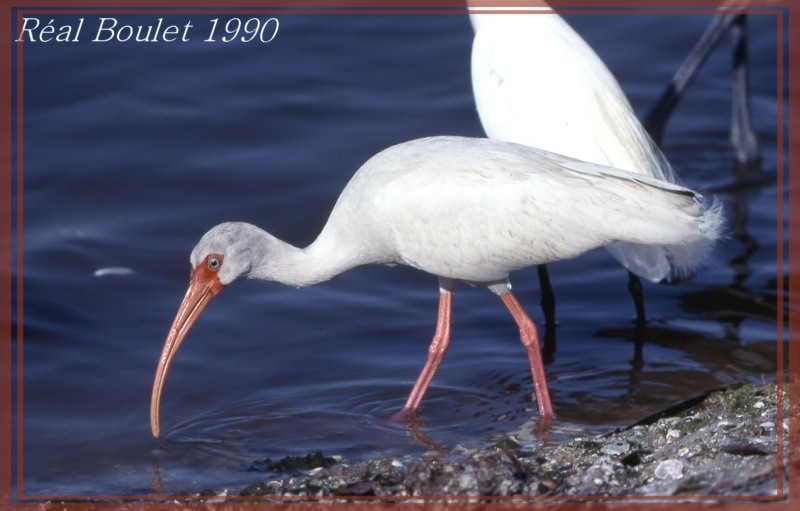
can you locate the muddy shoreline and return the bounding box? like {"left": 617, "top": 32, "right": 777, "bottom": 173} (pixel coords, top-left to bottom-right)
{"left": 213, "top": 383, "right": 786, "bottom": 500}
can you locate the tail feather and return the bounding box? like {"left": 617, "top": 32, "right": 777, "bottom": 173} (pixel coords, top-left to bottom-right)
{"left": 607, "top": 197, "right": 726, "bottom": 282}
{"left": 665, "top": 197, "right": 726, "bottom": 280}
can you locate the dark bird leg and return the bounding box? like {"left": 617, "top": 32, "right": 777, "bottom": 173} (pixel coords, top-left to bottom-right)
{"left": 644, "top": 13, "right": 759, "bottom": 165}
{"left": 729, "top": 14, "right": 760, "bottom": 166}
{"left": 628, "top": 270, "right": 647, "bottom": 326}
{"left": 644, "top": 13, "right": 740, "bottom": 143}
{"left": 537, "top": 264, "right": 556, "bottom": 326}
{"left": 536, "top": 264, "right": 557, "bottom": 358}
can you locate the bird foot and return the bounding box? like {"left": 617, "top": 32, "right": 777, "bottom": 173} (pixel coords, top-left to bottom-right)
{"left": 390, "top": 408, "right": 419, "bottom": 423}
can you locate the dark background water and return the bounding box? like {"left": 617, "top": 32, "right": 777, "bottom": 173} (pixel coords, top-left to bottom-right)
{"left": 13, "top": 7, "right": 784, "bottom": 497}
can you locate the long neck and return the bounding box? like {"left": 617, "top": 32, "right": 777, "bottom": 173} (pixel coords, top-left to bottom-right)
{"left": 245, "top": 228, "right": 376, "bottom": 288}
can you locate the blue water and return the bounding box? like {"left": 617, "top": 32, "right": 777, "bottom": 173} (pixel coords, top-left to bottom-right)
{"left": 14, "top": 10, "right": 783, "bottom": 497}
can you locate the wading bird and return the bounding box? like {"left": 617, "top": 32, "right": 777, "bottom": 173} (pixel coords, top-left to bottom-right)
{"left": 150, "top": 136, "right": 723, "bottom": 437}
{"left": 469, "top": 7, "right": 757, "bottom": 326}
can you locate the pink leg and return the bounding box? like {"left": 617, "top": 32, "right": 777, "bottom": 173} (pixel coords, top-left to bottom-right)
{"left": 500, "top": 292, "right": 554, "bottom": 424}
{"left": 396, "top": 287, "right": 453, "bottom": 417}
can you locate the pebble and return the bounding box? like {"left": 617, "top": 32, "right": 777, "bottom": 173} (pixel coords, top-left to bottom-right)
{"left": 601, "top": 440, "right": 630, "bottom": 456}
{"left": 654, "top": 459, "right": 684, "bottom": 480}
{"left": 202, "top": 489, "right": 229, "bottom": 503}
{"left": 458, "top": 473, "right": 476, "bottom": 490}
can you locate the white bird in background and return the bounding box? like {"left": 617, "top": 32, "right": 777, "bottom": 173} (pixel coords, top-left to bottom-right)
{"left": 469, "top": 6, "right": 756, "bottom": 324}
{"left": 470, "top": 9, "right": 678, "bottom": 324}
{"left": 150, "top": 136, "right": 724, "bottom": 437}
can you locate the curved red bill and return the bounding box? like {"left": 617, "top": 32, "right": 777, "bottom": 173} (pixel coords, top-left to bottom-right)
{"left": 150, "top": 263, "right": 224, "bottom": 438}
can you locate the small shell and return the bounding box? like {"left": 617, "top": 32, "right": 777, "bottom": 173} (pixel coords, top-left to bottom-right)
{"left": 601, "top": 440, "right": 630, "bottom": 456}
{"left": 654, "top": 459, "right": 684, "bottom": 480}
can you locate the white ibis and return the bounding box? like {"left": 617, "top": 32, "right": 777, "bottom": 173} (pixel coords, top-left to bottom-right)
{"left": 150, "top": 136, "right": 724, "bottom": 437}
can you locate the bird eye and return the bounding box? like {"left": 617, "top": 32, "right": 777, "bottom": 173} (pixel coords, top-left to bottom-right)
{"left": 207, "top": 256, "right": 222, "bottom": 271}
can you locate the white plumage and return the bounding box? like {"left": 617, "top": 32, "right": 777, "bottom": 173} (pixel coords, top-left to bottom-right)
{"left": 151, "top": 136, "right": 723, "bottom": 437}
{"left": 317, "top": 137, "right": 716, "bottom": 283}
{"left": 470, "top": 10, "right": 685, "bottom": 282}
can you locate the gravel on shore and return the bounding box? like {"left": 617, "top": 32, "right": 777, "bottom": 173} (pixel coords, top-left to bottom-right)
{"left": 223, "top": 383, "right": 787, "bottom": 501}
